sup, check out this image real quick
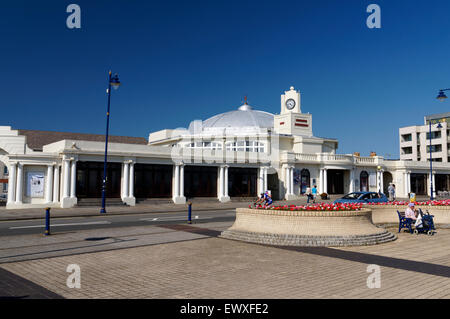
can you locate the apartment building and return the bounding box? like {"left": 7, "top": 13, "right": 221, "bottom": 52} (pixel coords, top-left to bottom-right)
{"left": 399, "top": 112, "right": 450, "bottom": 163}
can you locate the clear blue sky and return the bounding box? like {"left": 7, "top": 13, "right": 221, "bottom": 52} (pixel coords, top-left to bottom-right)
{"left": 1, "top": 0, "right": 449, "bottom": 158}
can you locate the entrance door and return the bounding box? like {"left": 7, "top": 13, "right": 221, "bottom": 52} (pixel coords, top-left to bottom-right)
{"left": 228, "top": 168, "right": 257, "bottom": 197}
{"left": 327, "top": 169, "right": 344, "bottom": 194}
{"left": 184, "top": 166, "right": 218, "bottom": 198}
{"left": 76, "top": 161, "right": 121, "bottom": 198}
{"left": 360, "top": 171, "right": 369, "bottom": 192}
{"left": 435, "top": 174, "right": 450, "bottom": 193}
{"left": 134, "top": 164, "right": 172, "bottom": 198}
{"left": 300, "top": 169, "right": 310, "bottom": 194}
{"left": 383, "top": 172, "right": 393, "bottom": 194}
{"left": 410, "top": 173, "right": 427, "bottom": 195}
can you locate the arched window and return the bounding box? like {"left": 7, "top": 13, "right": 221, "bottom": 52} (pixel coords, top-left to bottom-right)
{"left": 300, "top": 169, "right": 310, "bottom": 194}
{"left": 360, "top": 171, "right": 369, "bottom": 192}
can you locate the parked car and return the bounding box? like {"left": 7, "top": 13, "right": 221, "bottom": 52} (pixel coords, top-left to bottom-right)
{"left": 333, "top": 191, "right": 388, "bottom": 204}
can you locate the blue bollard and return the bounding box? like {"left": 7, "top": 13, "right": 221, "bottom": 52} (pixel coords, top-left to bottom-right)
{"left": 44, "top": 207, "right": 51, "bottom": 236}
{"left": 187, "top": 202, "right": 192, "bottom": 224}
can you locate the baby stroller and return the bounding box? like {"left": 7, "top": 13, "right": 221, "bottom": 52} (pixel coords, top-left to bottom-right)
{"left": 413, "top": 209, "right": 436, "bottom": 236}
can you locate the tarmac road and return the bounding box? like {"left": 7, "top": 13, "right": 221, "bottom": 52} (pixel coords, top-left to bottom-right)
{"left": 0, "top": 209, "right": 236, "bottom": 237}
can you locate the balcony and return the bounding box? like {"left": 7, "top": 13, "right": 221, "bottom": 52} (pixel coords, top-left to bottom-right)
{"left": 293, "top": 153, "right": 378, "bottom": 166}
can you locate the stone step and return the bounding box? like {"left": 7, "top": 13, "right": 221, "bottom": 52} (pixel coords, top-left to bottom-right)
{"left": 220, "top": 230, "right": 397, "bottom": 247}
{"left": 76, "top": 198, "right": 127, "bottom": 207}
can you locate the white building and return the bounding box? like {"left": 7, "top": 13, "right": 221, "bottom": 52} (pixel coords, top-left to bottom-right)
{"left": 400, "top": 112, "right": 450, "bottom": 163}
{"left": 1, "top": 86, "right": 450, "bottom": 209}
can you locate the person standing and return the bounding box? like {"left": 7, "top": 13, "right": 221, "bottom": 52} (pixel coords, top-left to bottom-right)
{"left": 305, "top": 186, "right": 312, "bottom": 204}
{"left": 388, "top": 183, "right": 395, "bottom": 202}
{"left": 311, "top": 185, "right": 318, "bottom": 203}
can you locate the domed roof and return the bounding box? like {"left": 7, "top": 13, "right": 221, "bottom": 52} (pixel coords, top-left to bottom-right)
{"left": 202, "top": 104, "right": 274, "bottom": 129}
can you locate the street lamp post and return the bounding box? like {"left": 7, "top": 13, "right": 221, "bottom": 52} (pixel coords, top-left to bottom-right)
{"left": 100, "top": 71, "right": 121, "bottom": 214}
{"left": 432, "top": 88, "right": 450, "bottom": 200}
{"left": 428, "top": 120, "right": 443, "bottom": 201}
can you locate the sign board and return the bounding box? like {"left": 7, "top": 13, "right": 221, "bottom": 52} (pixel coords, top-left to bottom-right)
{"left": 26, "top": 172, "right": 45, "bottom": 198}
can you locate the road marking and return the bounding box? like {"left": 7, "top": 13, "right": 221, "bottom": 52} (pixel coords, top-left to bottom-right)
{"left": 140, "top": 216, "right": 213, "bottom": 222}
{"left": 9, "top": 221, "right": 111, "bottom": 229}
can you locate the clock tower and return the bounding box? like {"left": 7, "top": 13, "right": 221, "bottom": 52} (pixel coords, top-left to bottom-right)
{"left": 274, "top": 86, "right": 313, "bottom": 137}
{"left": 281, "top": 86, "right": 301, "bottom": 114}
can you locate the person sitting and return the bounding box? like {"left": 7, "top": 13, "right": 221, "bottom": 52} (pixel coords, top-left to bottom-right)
{"left": 405, "top": 203, "right": 417, "bottom": 224}
{"left": 263, "top": 191, "right": 273, "bottom": 207}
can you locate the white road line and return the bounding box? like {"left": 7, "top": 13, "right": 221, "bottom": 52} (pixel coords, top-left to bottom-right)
{"left": 9, "top": 221, "right": 111, "bottom": 230}
{"left": 140, "top": 216, "right": 213, "bottom": 222}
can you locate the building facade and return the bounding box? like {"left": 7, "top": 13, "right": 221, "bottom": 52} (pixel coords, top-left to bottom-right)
{"left": 400, "top": 112, "right": 450, "bottom": 163}
{"left": 1, "top": 86, "right": 450, "bottom": 209}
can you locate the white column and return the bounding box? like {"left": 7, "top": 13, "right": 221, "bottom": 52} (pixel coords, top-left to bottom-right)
{"left": 258, "top": 167, "right": 264, "bottom": 194}
{"left": 179, "top": 164, "right": 184, "bottom": 198}
{"left": 70, "top": 160, "right": 76, "bottom": 198}
{"left": 174, "top": 164, "right": 180, "bottom": 198}
{"left": 263, "top": 167, "right": 268, "bottom": 192}
{"left": 380, "top": 171, "right": 384, "bottom": 193}
{"left": 224, "top": 166, "right": 229, "bottom": 197}
{"left": 7, "top": 163, "right": 16, "bottom": 205}
{"left": 15, "top": 163, "right": 23, "bottom": 204}
{"left": 349, "top": 169, "right": 355, "bottom": 193}
{"left": 63, "top": 159, "right": 71, "bottom": 199}
{"left": 123, "top": 162, "right": 129, "bottom": 198}
{"left": 407, "top": 172, "right": 411, "bottom": 195}
{"left": 432, "top": 172, "right": 436, "bottom": 197}
{"left": 53, "top": 165, "right": 60, "bottom": 203}
{"left": 319, "top": 168, "right": 324, "bottom": 194}
{"left": 290, "top": 167, "right": 294, "bottom": 195}
{"left": 323, "top": 169, "right": 328, "bottom": 194}
{"left": 285, "top": 166, "right": 291, "bottom": 195}
{"left": 129, "top": 163, "right": 134, "bottom": 198}
{"left": 219, "top": 166, "right": 224, "bottom": 198}
{"left": 45, "top": 165, "right": 54, "bottom": 203}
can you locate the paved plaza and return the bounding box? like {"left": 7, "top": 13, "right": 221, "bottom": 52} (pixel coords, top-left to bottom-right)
{"left": 1, "top": 218, "right": 449, "bottom": 299}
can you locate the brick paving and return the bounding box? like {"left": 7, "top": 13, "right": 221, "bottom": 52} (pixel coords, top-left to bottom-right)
{"left": 1, "top": 222, "right": 449, "bottom": 299}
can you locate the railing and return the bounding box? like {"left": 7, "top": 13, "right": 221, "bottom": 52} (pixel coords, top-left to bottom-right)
{"left": 295, "top": 153, "right": 318, "bottom": 162}
{"left": 294, "top": 153, "right": 379, "bottom": 166}
{"left": 323, "top": 154, "right": 352, "bottom": 162}
{"left": 354, "top": 156, "right": 376, "bottom": 164}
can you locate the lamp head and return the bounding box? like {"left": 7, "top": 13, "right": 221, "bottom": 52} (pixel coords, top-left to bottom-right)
{"left": 437, "top": 90, "right": 447, "bottom": 101}
{"left": 110, "top": 73, "right": 121, "bottom": 90}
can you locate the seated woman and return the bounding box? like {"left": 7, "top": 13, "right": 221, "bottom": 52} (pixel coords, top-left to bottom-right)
{"left": 405, "top": 203, "right": 417, "bottom": 223}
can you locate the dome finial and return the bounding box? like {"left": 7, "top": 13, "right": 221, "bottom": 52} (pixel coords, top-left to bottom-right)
{"left": 244, "top": 95, "right": 248, "bottom": 105}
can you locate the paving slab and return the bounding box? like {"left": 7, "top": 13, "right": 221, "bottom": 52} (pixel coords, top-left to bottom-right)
{"left": 1, "top": 224, "right": 449, "bottom": 299}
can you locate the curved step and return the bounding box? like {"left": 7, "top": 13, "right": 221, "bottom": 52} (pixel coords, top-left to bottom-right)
{"left": 220, "top": 230, "right": 397, "bottom": 247}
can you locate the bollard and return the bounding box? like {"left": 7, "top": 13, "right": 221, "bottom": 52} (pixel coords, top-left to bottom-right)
{"left": 44, "top": 207, "right": 51, "bottom": 236}
{"left": 187, "top": 201, "right": 192, "bottom": 224}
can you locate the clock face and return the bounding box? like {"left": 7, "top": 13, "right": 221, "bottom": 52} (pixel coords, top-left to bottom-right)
{"left": 286, "top": 99, "right": 296, "bottom": 110}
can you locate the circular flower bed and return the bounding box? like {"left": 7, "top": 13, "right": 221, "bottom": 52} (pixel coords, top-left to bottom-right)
{"left": 222, "top": 206, "right": 396, "bottom": 247}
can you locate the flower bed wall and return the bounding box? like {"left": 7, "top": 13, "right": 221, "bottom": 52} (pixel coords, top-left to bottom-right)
{"left": 220, "top": 207, "right": 396, "bottom": 247}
